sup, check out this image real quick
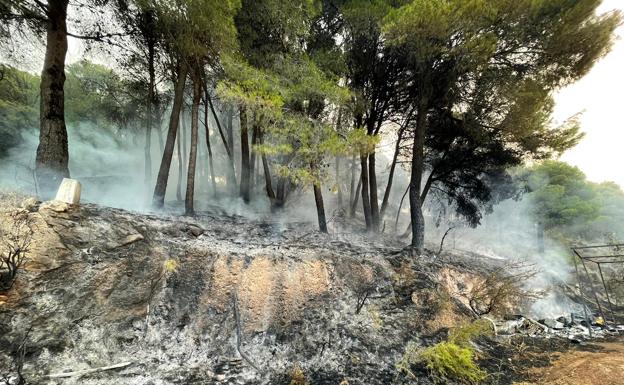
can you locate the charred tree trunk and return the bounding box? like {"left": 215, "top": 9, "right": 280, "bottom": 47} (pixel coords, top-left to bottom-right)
{"left": 360, "top": 155, "right": 372, "bottom": 230}
{"left": 409, "top": 98, "right": 429, "bottom": 255}
{"left": 204, "top": 91, "right": 217, "bottom": 197}
{"left": 380, "top": 126, "right": 406, "bottom": 219}
{"left": 349, "top": 154, "right": 357, "bottom": 209}
{"left": 153, "top": 62, "right": 187, "bottom": 208}
{"left": 274, "top": 176, "right": 288, "bottom": 210}
{"left": 259, "top": 131, "right": 275, "bottom": 200}
{"left": 239, "top": 106, "right": 251, "bottom": 202}
{"left": 185, "top": 76, "right": 201, "bottom": 215}
{"left": 313, "top": 179, "right": 328, "bottom": 233}
{"left": 36, "top": 0, "right": 70, "bottom": 198}
{"left": 395, "top": 184, "right": 409, "bottom": 232}
{"left": 350, "top": 175, "right": 362, "bottom": 218}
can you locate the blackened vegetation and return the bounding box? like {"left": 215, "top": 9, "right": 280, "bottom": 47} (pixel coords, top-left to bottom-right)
{"left": 0, "top": 211, "right": 34, "bottom": 292}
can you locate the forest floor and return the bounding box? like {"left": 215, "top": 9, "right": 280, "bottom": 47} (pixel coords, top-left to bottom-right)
{"left": 513, "top": 338, "right": 624, "bottom": 385}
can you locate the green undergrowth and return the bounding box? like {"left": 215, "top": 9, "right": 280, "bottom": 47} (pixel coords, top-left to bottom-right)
{"left": 397, "top": 319, "right": 494, "bottom": 384}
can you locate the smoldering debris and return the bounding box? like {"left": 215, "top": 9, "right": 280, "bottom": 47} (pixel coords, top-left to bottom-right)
{"left": 495, "top": 313, "right": 624, "bottom": 343}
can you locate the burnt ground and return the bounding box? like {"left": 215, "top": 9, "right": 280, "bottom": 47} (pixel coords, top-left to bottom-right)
{"left": 0, "top": 195, "right": 622, "bottom": 385}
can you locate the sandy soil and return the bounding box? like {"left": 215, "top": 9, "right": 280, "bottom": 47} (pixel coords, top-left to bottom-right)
{"left": 516, "top": 341, "right": 624, "bottom": 385}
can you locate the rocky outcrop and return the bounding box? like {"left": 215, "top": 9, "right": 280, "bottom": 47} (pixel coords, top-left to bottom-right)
{"left": 0, "top": 199, "right": 509, "bottom": 385}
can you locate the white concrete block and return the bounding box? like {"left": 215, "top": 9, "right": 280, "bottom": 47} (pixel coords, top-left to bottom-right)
{"left": 54, "top": 178, "right": 82, "bottom": 205}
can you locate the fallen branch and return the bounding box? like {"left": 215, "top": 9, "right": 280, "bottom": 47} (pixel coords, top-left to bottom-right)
{"left": 47, "top": 362, "right": 133, "bottom": 379}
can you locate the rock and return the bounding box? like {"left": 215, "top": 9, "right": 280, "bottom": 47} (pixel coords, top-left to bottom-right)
{"left": 40, "top": 200, "right": 70, "bottom": 213}
{"left": 107, "top": 233, "right": 144, "bottom": 249}
{"left": 120, "top": 233, "right": 144, "bottom": 246}
{"left": 540, "top": 318, "right": 565, "bottom": 329}
{"left": 54, "top": 178, "right": 82, "bottom": 204}
{"left": 20, "top": 197, "right": 40, "bottom": 212}
{"left": 187, "top": 224, "right": 204, "bottom": 237}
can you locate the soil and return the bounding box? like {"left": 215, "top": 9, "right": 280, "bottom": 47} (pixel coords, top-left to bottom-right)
{"left": 514, "top": 339, "right": 624, "bottom": 385}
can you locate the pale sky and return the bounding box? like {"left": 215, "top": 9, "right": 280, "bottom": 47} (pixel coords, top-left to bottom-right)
{"left": 554, "top": 0, "right": 624, "bottom": 187}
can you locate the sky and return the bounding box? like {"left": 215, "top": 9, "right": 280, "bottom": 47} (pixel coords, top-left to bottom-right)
{"left": 553, "top": 0, "right": 624, "bottom": 187}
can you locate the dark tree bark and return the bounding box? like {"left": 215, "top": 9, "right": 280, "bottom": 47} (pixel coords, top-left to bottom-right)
{"left": 205, "top": 88, "right": 236, "bottom": 193}
{"left": 239, "top": 106, "right": 251, "bottom": 202}
{"left": 313, "top": 181, "right": 328, "bottom": 233}
{"left": 360, "top": 155, "right": 372, "bottom": 230}
{"left": 380, "top": 126, "right": 406, "bottom": 218}
{"left": 349, "top": 154, "right": 356, "bottom": 209}
{"left": 368, "top": 152, "right": 380, "bottom": 231}
{"left": 226, "top": 106, "right": 234, "bottom": 157}
{"left": 36, "top": 0, "right": 70, "bottom": 198}
{"left": 203, "top": 91, "right": 217, "bottom": 197}
{"left": 395, "top": 184, "right": 409, "bottom": 232}
{"left": 259, "top": 131, "right": 275, "bottom": 200}
{"left": 409, "top": 99, "right": 429, "bottom": 254}
{"left": 152, "top": 62, "right": 188, "bottom": 208}
{"left": 350, "top": 175, "right": 362, "bottom": 218}
{"left": 185, "top": 76, "right": 201, "bottom": 215}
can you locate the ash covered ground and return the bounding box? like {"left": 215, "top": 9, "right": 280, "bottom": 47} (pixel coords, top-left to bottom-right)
{"left": 0, "top": 195, "right": 622, "bottom": 385}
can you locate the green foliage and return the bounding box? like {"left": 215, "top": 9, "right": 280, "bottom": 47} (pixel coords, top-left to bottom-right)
{"left": 64, "top": 60, "right": 138, "bottom": 129}
{"left": 449, "top": 320, "right": 495, "bottom": 346}
{"left": 397, "top": 320, "right": 492, "bottom": 383}
{"left": 153, "top": 0, "right": 240, "bottom": 61}
{"left": 523, "top": 160, "right": 624, "bottom": 244}
{"left": 420, "top": 342, "right": 486, "bottom": 384}
{"left": 0, "top": 64, "right": 38, "bottom": 157}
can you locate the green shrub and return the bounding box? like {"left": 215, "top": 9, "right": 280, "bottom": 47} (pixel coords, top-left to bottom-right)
{"left": 449, "top": 319, "right": 495, "bottom": 347}
{"left": 420, "top": 342, "right": 486, "bottom": 384}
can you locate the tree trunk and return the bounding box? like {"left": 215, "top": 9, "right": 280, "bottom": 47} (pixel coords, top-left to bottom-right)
{"left": 250, "top": 117, "right": 260, "bottom": 196}
{"left": 369, "top": 152, "right": 380, "bottom": 231}
{"left": 350, "top": 175, "right": 362, "bottom": 218}
{"left": 360, "top": 155, "right": 372, "bottom": 230}
{"left": 409, "top": 98, "right": 429, "bottom": 254}
{"left": 36, "top": 0, "right": 70, "bottom": 198}
{"left": 182, "top": 108, "right": 188, "bottom": 185}
{"left": 226, "top": 106, "right": 234, "bottom": 155}
{"left": 380, "top": 126, "right": 406, "bottom": 219}
{"left": 259, "top": 132, "right": 275, "bottom": 200}
{"left": 313, "top": 181, "right": 328, "bottom": 233}
{"left": 152, "top": 62, "right": 187, "bottom": 208}
{"left": 204, "top": 91, "right": 217, "bottom": 197}
{"left": 185, "top": 77, "right": 201, "bottom": 215}
{"left": 156, "top": 110, "right": 164, "bottom": 153}
{"left": 177, "top": 108, "right": 186, "bottom": 201}
{"left": 205, "top": 88, "right": 236, "bottom": 193}
{"left": 335, "top": 156, "right": 343, "bottom": 207}
{"left": 395, "top": 184, "right": 409, "bottom": 232}
{"left": 274, "top": 176, "right": 287, "bottom": 209}
{"left": 349, "top": 154, "right": 356, "bottom": 209}
{"left": 239, "top": 106, "right": 251, "bottom": 202}
{"left": 176, "top": 121, "right": 183, "bottom": 202}
{"left": 144, "top": 40, "right": 156, "bottom": 187}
